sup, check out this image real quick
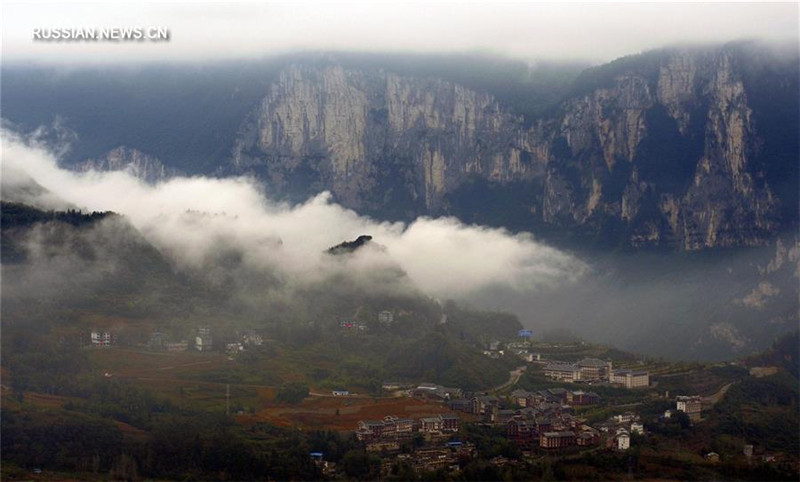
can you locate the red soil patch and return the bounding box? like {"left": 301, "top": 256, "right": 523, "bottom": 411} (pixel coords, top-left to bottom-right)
{"left": 241, "top": 396, "right": 453, "bottom": 431}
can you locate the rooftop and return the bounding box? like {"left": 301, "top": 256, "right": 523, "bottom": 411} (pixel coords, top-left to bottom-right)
{"left": 578, "top": 358, "right": 609, "bottom": 367}
{"left": 545, "top": 364, "right": 580, "bottom": 372}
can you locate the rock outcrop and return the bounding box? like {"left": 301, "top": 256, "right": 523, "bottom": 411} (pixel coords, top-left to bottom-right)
{"left": 232, "top": 64, "right": 540, "bottom": 216}
{"left": 75, "top": 146, "right": 177, "bottom": 184}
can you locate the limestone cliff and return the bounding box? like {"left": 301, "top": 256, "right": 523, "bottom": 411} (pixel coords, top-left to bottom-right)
{"left": 230, "top": 45, "right": 796, "bottom": 250}
{"left": 76, "top": 146, "right": 177, "bottom": 184}
{"left": 232, "top": 64, "right": 541, "bottom": 215}
{"left": 545, "top": 47, "right": 785, "bottom": 249}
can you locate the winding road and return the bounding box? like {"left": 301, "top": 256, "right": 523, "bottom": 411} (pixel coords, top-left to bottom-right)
{"left": 490, "top": 365, "right": 527, "bottom": 393}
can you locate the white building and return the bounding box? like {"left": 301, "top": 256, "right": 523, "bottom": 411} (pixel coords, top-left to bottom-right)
{"left": 195, "top": 327, "right": 212, "bottom": 351}
{"left": 610, "top": 369, "right": 650, "bottom": 389}
{"left": 617, "top": 432, "right": 630, "bottom": 450}
{"left": 90, "top": 330, "right": 112, "bottom": 347}
{"left": 630, "top": 422, "right": 644, "bottom": 435}
{"left": 676, "top": 395, "right": 702, "bottom": 422}
{"left": 576, "top": 358, "right": 612, "bottom": 381}
{"left": 613, "top": 412, "right": 638, "bottom": 424}
{"left": 378, "top": 311, "right": 394, "bottom": 325}
{"left": 543, "top": 363, "right": 582, "bottom": 382}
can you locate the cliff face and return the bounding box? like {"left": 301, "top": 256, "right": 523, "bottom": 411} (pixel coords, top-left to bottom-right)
{"left": 76, "top": 146, "right": 177, "bottom": 184}
{"left": 230, "top": 46, "right": 796, "bottom": 250}
{"left": 232, "top": 64, "right": 541, "bottom": 216}
{"left": 545, "top": 48, "right": 783, "bottom": 249}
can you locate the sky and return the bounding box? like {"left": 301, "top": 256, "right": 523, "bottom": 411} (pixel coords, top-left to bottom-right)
{"left": 2, "top": 1, "right": 797, "bottom": 65}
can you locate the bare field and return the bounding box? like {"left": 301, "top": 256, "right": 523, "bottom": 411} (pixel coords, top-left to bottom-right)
{"left": 87, "top": 348, "right": 462, "bottom": 431}
{"left": 89, "top": 348, "right": 232, "bottom": 378}
{"left": 239, "top": 396, "right": 457, "bottom": 431}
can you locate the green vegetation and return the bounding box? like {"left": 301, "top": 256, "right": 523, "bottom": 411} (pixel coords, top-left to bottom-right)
{"left": 276, "top": 382, "right": 310, "bottom": 404}
{"left": 3, "top": 202, "right": 798, "bottom": 480}
{"left": 711, "top": 372, "right": 799, "bottom": 453}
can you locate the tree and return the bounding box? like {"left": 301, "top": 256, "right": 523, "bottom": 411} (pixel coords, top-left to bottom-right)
{"left": 276, "top": 382, "right": 309, "bottom": 404}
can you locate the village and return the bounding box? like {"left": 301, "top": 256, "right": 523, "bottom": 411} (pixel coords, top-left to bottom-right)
{"left": 76, "top": 320, "right": 785, "bottom": 479}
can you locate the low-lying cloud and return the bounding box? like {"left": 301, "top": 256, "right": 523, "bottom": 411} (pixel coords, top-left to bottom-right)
{"left": 1, "top": 128, "right": 586, "bottom": 298}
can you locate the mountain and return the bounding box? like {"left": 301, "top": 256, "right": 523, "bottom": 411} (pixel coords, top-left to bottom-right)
{"left": 228, "top": 43, "right": 798, "bottom": 250}
{"left": 0, "top": 201, "right": 520, "bottom": 389}
{"left": 3, "top": 42, "right": 796, "bottom": 250}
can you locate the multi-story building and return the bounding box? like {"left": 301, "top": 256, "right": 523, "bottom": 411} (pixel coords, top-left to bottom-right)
{"left": 676, "top": 395, "right": 702, "bottom": 422}
{"left": 567, "top": 390, "right": 600, "bottom": 406}
{"left": 357, "top": 420, "right": 386, "bottom": 441}
{"left": 471, "top": 395, "right": 501, "bottom": 415}
{"left": 507, "top": 417, "right": 536, "bottom": 447}
{"left": 540, "top": 431, "right": 576, "bottom": 449}
{"left": 576, "top": 358, "right": 612, "bottom": 381}
{"left": 357, "top": 416, "right": 417, "bottom": 441}
{"left": 90, "top": 330, "right": 113, "bottom": 347}
{"left": 610, "top": 369, "right": 650, "bottom": 389}
{"left": 394, "top": 418, "right": 414, "bottom": 438}
{"left": 612, "top": 412, "right": 639, "bottom": 424}
{"left": 510, "top": 389, "right": 532, "bottom": 407}
{"left": 377, "top": 311, "right": 394, "bottom": 325}
{"left": 616, "top": 430, "right": 630, "bottom": 450}
{"left": 195, "top": 327, "right": 212, "bottom": 351}
{"left": 440, "top": 414, "right": 460, "bottom": 432}
{"left": 420, "top": 414, "right": 460, "bottom": 434}
{"left": 543, "top": 363, "right": 582, "bottom": 382}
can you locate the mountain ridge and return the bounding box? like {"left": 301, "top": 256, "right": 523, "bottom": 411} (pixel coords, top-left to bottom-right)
{"left": 2, "top": 41, "right": 796, "bottom": 251}
{"left": 228, "top": 43, "right": 797, "bottom": 251}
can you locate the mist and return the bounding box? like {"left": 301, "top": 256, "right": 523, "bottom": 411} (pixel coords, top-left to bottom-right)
{"left": 4, "top": 124, "right": 797, "bottom": 362}
{"left": 1, "top": 127, "right": 586, "bottom": 301}
{"left": 3, "top": 2, "right": 797, "bottom": 65}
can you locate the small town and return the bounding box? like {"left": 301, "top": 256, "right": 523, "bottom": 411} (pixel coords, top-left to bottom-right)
{"left": 61, "top": 321, "right": 792, "bottom": 480}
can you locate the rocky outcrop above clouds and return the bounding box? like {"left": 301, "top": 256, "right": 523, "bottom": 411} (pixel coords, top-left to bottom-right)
{"left": 75, "top": 146, "right": 177, "bottom": 184}
{"left": 230, "top": 45, "right": 796, "bottom": 250}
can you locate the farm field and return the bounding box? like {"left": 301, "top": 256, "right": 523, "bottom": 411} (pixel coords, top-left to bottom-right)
{"left": 240, "top": 396, "right": 461, "bottom": 431}
{"left": 85, "top": 347, "right": 460, "bottom": 430}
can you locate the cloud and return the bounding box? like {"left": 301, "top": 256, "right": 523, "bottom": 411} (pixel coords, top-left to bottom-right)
{"left": 1, "top": 127, "right": 587, "bottom": 298}
{"left": 2, "top": 2, "right": 797, "bottom": 64}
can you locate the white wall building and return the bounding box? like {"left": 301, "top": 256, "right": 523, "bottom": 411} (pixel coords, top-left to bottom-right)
{"left": 610, "top": 369, "right": 649, "bottom": 388}
{"left": 617, "top": 432, "right": 630, "bottom": 450}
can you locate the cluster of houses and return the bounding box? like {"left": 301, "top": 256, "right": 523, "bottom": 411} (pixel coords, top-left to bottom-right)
{"left": 146, "top": 327, "right": 263, "bottom": 354}
{"left": 339, "top": 311, "right": 395, "bottom": 334}
{"left": 483, "top": 340, "right": 543, "bottom": 361}
{"left": 595, "top": 412, "right": 644, "bottom": 450}
{"left": 542, "top": 358, "right": 649, "bottom": 389}
{"left": 503, "top": 388, "right": 604, "bottom": 450}
{"left": 411, "top": 384, "right": 464, "bottom": 402}
{"left": 388, "top": 442, "right": 475, "bottom": 474}
{"left": 354, "top": 413, "right": 474, "bottom": 475}
{"left": 225, "top": 330, "right": 263, "bottom": 355}
{"left": 356, "top": 414, "right": 461, "bottom": 451}
{"left": 407, "top": 382, "right": 649, "bottom": 453}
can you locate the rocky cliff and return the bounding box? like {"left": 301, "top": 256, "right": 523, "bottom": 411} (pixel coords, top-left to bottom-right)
{"left": 229, "top": 44, "right": 797, "bottom": 250}
{"left": 75, "top": 146, "right": 177, "bottom": 184}
{"left": 232, "top": 64, "right": 541, "bottom": 217}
